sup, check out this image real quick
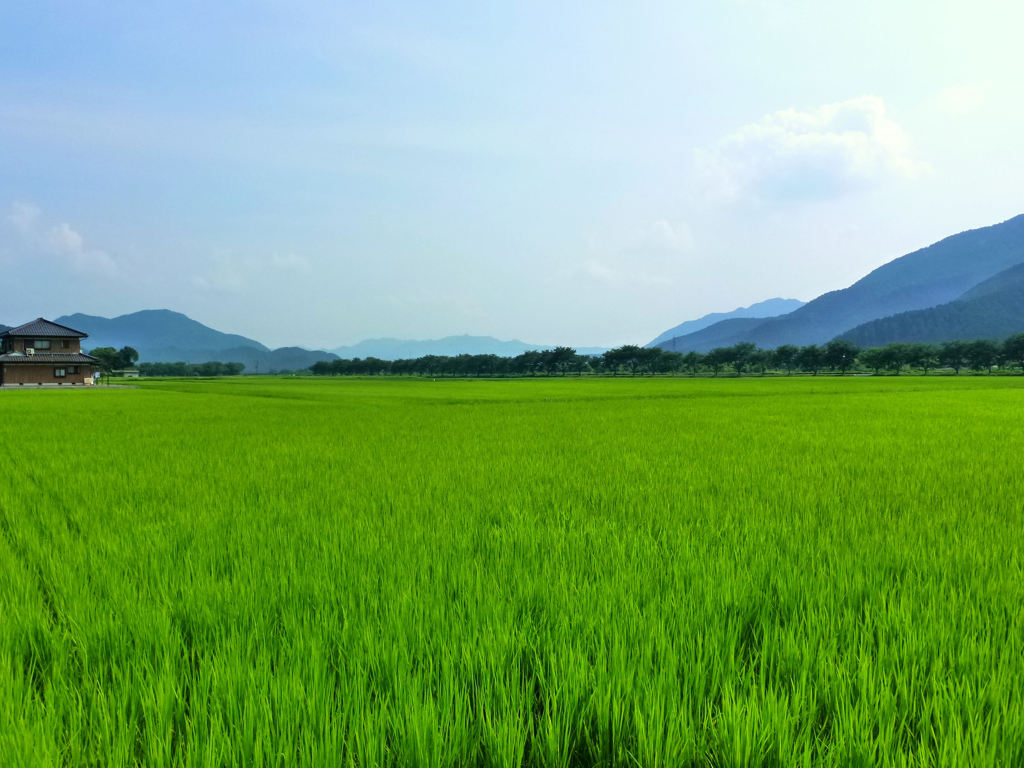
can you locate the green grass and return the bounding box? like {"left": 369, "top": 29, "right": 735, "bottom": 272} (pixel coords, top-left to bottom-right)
{"left": 2, "top": 376, "right": 1023, "bottom": 766}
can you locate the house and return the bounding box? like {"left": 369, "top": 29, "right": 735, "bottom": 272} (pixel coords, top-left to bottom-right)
{"left": 0, "top": 318, "right": 100, "bottom": 386}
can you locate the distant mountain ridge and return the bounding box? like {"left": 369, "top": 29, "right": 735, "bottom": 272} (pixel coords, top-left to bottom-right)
{"left": 332, "top": 335, "right": 608, "bottom": 360}
{"left": 647, "top": 298, "right": 805, "bottom": 348}
{"left": 840, "top": 261, "right": 1024, "bottom": 346}
{"left": 55, "top": 310, "right": 337, "bottom": 372}
{"left": 59, "top": 310, "right": 269, "bottom": 352}
{"left": 655, "top": 214, "right": 1024, "bottom": 352}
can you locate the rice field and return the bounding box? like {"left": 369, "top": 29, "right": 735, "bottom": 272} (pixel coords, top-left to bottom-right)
{"left": 1, "top": 375, "right": 1023, "bottom": 767}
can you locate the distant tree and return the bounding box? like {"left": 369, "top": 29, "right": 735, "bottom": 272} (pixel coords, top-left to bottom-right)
{"left": 1002, "top": 333, "right": 1024, "bottom": 373}
{"left": 651, "top": 349, "right": 684, "bottom": 375}
{"left": 939, "top": 340, "right": 967, "bottom": 374}
{"left": 824, "top": 339, "right": 860, "bottom": 375}
{"left": 544, "top": 346, "right": 579, "bottom": 376}
{"left": 772, "top": 345, "right": 799, "bottom": 375}
{"left": 727, "top": 342, "right": 757, "bottom": 376}
{"left": 795, "top": 344, "right": 824, "bottom": 375}
{"left": 571, "top": 354, "right": 593, "bottom": 376}
{"left": 965, "top": 339, "right": 999, "bottom": 373}
{"left": 681, "top": 351, "right": 704, "bottom": 377}
{"left": 88, "top": 346, "right": 119, "bottom": 374}
{"left": 877, "top": 342, "right": 911, "bottom": 375}
{"left": 114, "top": 346, "right": 139, "bottom": 370}
{"left": 704, "top": 347, "right": 729, "bottom": 377}
{"left": 601, "top": 345, "right": 645, "bottom": 376}
{"left": 748, "top": 348, "right": 771, "bottom": 376}
{"left": 904, "top": 342, "right": 939, "bottom": 374}
{"left": 511, "top": 350, "right": 543, "bottom": 376}
{"left": 859, "top": 347, "right": 886, "bottom": 375}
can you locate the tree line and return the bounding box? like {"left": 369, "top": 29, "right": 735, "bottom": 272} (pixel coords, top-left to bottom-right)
{"left": 137, "top": 361, "right": 246, "bottom": 377}
{"left": 88, "top": 347, "right": 247, "bottom": 377}
{"left": 309, "top": 334, "right": 1024, "bottom": 377}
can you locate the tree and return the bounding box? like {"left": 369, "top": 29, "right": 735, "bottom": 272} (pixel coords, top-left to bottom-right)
{"left": 859, "top": 347, "right": 886, "bottom": 375}
{"left": 772, "top": 345, "right": 799, "bottom": 375}
{"left": 115, "top": 346, "right": 139, "bottom": 370}
{"left": 748, "top": 348, "right": 771, "bottom": 376}
{"left": 904, "top": 343, "right": 939, "bottom": 374}
{"left": 681, "top": 351, "right": 704, "bottom": 377}
{"left": 704, "top": 347, "right": 729, "bottom": 377}
{"left": 726, "top": 342, "right": 756, "bottom": 376}
{"left": 1003, "top": 333, "right": 1024, "bottom": 373}
{"left": 939, "top": 340, "right": 967, "bottom": 374}
{"left": 965, "top": 339, "right": 999, "bottom": 373}
{"left": 571, "top": 354, "right": 593, "bottom": 376}
{"left": 646, "top": 348, "right": 683, "bottom": 375}
{"left": 544, "top": 347, "right": 578, "bottom": 376}
{"left": 878, "top": 342, "right": 910, "bottom": 375}
{"left": 795, "top": 345, "right": 824, "bottom": 375}
{"left": 88, "top": 346, "right": 119, "bottom": 374}
{"left": 601, "top": 345, "right": 645, "bottom": 376}
{"left": 824, "top": 339, "right": 860, "bottom": 375}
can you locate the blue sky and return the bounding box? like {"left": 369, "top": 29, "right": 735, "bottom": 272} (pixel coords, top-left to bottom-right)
{"left": 2, "top": 1, "right": 1022, "bottom": 348}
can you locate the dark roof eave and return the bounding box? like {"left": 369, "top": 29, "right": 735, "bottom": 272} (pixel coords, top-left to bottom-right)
{"left": 0, "top": 317, "right": 89, "bottom": 338}
{"left": 0, "top": 353, "right": 100, "bottom": 364}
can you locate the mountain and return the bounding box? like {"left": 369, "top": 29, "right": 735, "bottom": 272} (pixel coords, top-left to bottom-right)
{"left": 58, "top": 310, "right": 269, "bottom": 352}
{"left": 840, "top": 262, "right": 1024, "bottom": 346}
{"left": 0, "top": 323, "right": 10, "bottom": 334}
{"left": 647, "top": 298, "right": 805, "bottom": 347}
{"left": 655, "top": 214, "right": 1024, "bottom": 352}
{"left": 331, "top": 335, "right": 606, "bottom": 360}
{"left": 56, "top": 310, "right": 336, "bottom": 372}
{"left": 655, "top": 318, "right": 767, "bottom": 352}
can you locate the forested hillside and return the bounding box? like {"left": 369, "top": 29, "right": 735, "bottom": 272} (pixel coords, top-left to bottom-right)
{"left": 656, "top": 214, "right": 1024, "bottom": 351}
{"left": 841, "top": 262, "right": 1024, "bottom": 346}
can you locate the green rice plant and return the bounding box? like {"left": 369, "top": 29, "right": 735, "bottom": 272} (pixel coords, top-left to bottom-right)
{"left": 1, "top": 375, "right": 1023, "bottom": 766}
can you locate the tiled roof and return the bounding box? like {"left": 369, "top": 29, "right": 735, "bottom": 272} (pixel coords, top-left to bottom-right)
{"left": 0, "top": 318, "right": 88, "bottom": 338}
{"left": 0, "top": 353, "right": 99, "bottom": 364}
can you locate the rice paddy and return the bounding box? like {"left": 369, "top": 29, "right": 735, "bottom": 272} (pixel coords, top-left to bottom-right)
{"left": 1, "top": 375, "right": 1023, "bottom": 766}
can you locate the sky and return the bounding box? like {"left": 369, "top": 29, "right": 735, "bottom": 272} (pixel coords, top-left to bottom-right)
{"left": 2, "top": 0, "right": 1023, "bottom": 349}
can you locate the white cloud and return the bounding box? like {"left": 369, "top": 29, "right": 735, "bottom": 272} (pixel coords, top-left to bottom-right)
{"left": 569, "top": 218, "right": 695, "bottom": 288}
{"left": 7, "top": 202, "right": 40, "bottom": 236}
{"left": 696, "top": 96, "right": 926, "bottom": 203}
{"left": 191, "top": 252, "right": 246, "bottom": 294}
{"left": 48, "top": 222, "right": 85, "bottom": 254}
{"left": 4, "top": 201, "right": 117, "bottom": 276}
{"left": 934, "top": 83, "right": 990, "bottom": 117}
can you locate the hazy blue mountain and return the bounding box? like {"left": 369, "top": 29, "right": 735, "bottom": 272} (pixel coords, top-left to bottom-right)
{"left": 331, "top": 335, "right": 605, "bottom": 360}
{"left": 56, "top": 310, "right": 336, "bottom": 372}
{"left": 656, "top": 213, "right": 1024, "bottom": 352}
{"left": 647, "top": 298, "right": 805, "bottom": 347}
{"left": 58, "top": 310, "right": 269, "bottom": 352}
{"left": 0, "top": 323, "right": 10, "bottom": 334}
{"left": 655, "top": 318, "right": 767, "bottom": 352}
{"left": 839, "top": 262, "right": 1024, "bottom": 346}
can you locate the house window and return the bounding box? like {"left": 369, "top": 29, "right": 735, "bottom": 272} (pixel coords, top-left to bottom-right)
{"left": 68, "top": 366, "right": 78, "bottom": 374}
{"left": 33, "top": 340, "right": 51, "bottom": 350}
{"left": 62, "top": 340, "right": 70, "bottom": 349}
{"left": 54, "top": 368, "right": 66, "bottom": 378}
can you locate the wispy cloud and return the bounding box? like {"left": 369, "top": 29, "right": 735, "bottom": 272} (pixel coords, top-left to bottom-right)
{"left": 933, "top": 83, "right": 990, "bottom": 117}
{"left": 696, "top": 96, "right": 926, "bottom": 204}
{"left": 5, "top": 201, "right": 118, "bottom": 276}
{"left": 571, "top": 218, "right": 696, "bottom": 288}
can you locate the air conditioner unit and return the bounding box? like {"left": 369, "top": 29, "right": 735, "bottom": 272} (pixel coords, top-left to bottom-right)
{"left": 26, "top": 348, "right": 35, "bottom": 356}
